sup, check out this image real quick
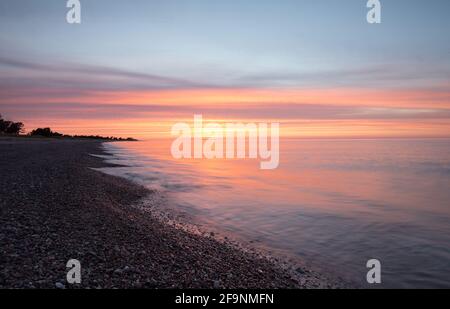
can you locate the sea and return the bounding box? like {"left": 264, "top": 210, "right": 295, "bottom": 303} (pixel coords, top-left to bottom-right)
{"left": 96, "top": 138, "right": 450, "bottom": 288}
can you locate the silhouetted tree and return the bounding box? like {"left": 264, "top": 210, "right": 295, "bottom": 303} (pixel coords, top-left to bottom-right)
{"left": 5, "top": 122, "right": 24, "bottom": 134}
{"left": 29, "top": 128, "right": 63, "bottom": 137}
{"left": 0, "top": 118, "right": 10, "bottom": 133}
{"left": 0, "top": 114, "right": 24, "bottom": 135}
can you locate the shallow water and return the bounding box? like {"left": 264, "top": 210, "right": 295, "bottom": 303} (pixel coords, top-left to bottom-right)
{"left": 98, "top": 138, "right": 450, "bottom": 288}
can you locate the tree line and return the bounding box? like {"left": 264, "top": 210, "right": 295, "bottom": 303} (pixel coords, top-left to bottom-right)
{"left": 0, "top": 114, "right": 136, "bottom": 141}
{"left": 0, "top": 114, "right": 24, "bottom": 134}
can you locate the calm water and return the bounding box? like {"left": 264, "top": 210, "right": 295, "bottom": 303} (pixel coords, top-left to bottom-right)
{"left": 98, "top": 138, "right": 450, "bottom": 288}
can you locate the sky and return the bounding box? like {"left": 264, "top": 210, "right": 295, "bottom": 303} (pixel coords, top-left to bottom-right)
{"left": 1, "top": 0, "right": 449, "bottom": 138}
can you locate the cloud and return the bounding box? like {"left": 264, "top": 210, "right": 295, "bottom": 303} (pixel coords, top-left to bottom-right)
{"left": 2, "top": 102, "right": 449, "bottom": 121}
{"left": 0, "top": 55, "right": 209, "bottom": 91}
{"left": 236, "top": 63, "right": 450, "bottom": 88}
{"left": 1, "top": 54, "right": 449, "bottom": 138}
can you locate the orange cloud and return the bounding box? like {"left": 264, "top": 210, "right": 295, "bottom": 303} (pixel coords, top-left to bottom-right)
{"left": 6, "top": 86, "right": 450, "bottom": 138}
{"left": 19, "top": 116, "right": 450, "bottom": 139}
{"left": 11, "top": 87, "right": 447, "bottom": 110}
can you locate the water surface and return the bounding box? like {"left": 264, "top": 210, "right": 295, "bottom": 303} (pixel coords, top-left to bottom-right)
{"left": 99, "top": 138, "right": 450, "bottom": 288}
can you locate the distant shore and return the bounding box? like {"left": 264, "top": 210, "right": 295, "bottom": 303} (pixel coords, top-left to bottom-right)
{"left": 0, "top": 137, "right": 338, "bottom": 288}
{"left": 0, "top": 133, "right": 138, "bottom": 141}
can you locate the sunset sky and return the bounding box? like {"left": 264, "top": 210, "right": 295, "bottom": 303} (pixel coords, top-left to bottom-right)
{"left": 1, "top": 0, "right": 449, "bottom": 138}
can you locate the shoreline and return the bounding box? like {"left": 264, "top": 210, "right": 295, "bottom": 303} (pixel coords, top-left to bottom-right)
{"left": 0, "top": 138, "right": 342, "bottom": 288}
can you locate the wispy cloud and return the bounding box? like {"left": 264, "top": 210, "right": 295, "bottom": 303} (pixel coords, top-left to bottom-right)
{"left": 1, "top": 54, "right": 449, "bottom": 138}
{"left": 2, "top": 102, "right": 449, "bottom": 121}
{"left": 236, "top": 63, "right": 450, "bottom": 88}
{"left": 0, "top": 56, "right": 210, "bottom": 91}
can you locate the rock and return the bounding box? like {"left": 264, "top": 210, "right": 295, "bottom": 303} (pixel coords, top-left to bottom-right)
{"left": 296, "top": 267, "right": 306, "bottom": 274}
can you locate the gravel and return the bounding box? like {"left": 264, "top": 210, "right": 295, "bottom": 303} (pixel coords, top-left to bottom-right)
{"left": 0, "top": 138, "right": 334, "bottom": 289}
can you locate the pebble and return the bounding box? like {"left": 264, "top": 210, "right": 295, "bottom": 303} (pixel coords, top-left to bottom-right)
{"left": 213, "top": 280, "right": 220, "bottom": 288}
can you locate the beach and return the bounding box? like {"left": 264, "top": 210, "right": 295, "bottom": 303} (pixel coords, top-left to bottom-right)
{"left": 0, "top": 138, "right": 334, "bottom": 289}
